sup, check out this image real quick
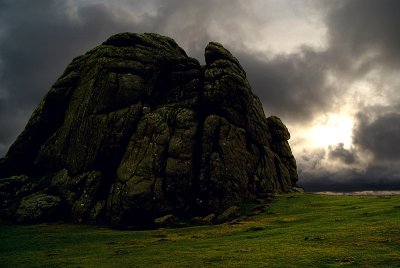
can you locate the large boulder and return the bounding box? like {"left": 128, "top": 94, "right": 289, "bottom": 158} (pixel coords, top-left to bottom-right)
{"left": 0, "top": 33, "right": 299, "bottom": 227}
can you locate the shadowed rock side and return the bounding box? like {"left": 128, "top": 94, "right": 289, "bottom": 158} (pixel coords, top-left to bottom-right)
{"left": 0, "top": 33, "right": 299, "bottom": 227}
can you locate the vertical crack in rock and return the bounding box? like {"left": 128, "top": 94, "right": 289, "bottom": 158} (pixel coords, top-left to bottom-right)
{"left": 0, "top": 33, "right": 299, "bottom": 228}
{"left": 191, "top": 71, "right": 206, "bottom": 216}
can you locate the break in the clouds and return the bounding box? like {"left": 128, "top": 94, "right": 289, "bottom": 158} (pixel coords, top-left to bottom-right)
{"left": 296, "top": 0, "right": 400, "bottom": 190}
{"left": 1, "top": 0, "right": 400, "bottom": 190}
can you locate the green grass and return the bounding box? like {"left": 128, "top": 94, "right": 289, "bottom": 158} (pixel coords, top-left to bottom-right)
{"left": 1, "top": 193, "right": 400, "bottom": 267}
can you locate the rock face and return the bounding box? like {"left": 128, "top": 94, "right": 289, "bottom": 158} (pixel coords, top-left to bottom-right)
{"left": 0, "top": 33, "right": 299, "bottom": 227}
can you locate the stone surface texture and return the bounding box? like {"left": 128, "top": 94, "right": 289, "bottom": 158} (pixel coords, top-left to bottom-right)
{"left": 0, "top": 33, "right": 299, "bottom": 227}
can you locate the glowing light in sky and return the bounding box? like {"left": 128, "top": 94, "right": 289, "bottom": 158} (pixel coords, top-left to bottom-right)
{"left": 307, "top": 114, "right": 354, "bottom": 149}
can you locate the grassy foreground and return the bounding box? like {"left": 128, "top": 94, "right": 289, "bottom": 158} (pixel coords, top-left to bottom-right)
{"left": 1, "top": 194, "right": 400, "bottom": 268}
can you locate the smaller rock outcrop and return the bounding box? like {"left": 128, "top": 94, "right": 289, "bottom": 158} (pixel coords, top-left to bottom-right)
{"left": 153, "top": 214, "right": 179, "bottom": 227}
{"left": 216, "top": 206, "right": 241, "bottom": 224}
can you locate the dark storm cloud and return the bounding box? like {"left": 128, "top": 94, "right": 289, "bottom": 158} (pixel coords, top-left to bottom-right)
{"left": 301, "top": 158, "right": 400, "bottom": 192}
{"left": 236, "top": 48, "right": 333, "bottom": 122}
{"left": 326, "top": 0, "right": 400, "bottom": 71}
{"left": 354, "top": 112, "right": 400, "bottom": 161}
{"left": 328, "top": 143, "right": 358, "bottom": 165}
{"left": 300, "top": 141, "right": 400, "bottom": 192}
{"left": 302, "top": 173, "right": 400, "bottom": 192}
{"left": 299, "top": 148, "right": 326, "bottom": 171}
{"left": 0, "top": 0, "right": 139, "bottom": 102}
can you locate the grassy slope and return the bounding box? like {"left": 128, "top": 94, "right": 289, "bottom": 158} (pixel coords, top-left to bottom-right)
{"left": 1, "top": 194, "right": 400, "bottom": 268}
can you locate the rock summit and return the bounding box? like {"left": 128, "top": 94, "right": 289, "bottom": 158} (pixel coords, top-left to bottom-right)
{"left": 0, "top": 33, "right": 299, "bottom": 227}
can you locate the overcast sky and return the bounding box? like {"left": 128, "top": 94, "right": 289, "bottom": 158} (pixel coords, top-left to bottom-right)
{"left": 1, "top": 0, "right": 399, "bottom": 191}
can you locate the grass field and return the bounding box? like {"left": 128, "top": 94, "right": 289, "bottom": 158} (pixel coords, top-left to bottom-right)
{"left": 1, "top": 193, "right": 400, "bottom": 267}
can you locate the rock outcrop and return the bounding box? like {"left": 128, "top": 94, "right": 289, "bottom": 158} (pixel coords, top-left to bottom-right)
{"left": 0, "top": 33, "right": 299, "bottom": 227}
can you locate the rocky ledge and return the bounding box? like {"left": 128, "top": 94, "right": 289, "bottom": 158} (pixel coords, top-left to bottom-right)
{"left": 0, "top": 33, "right": 299, "bottom": 228}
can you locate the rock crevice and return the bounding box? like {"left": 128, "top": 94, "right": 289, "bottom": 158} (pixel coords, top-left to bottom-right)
{"left": 0, "top": 33, "right": 299, "bottom": 227}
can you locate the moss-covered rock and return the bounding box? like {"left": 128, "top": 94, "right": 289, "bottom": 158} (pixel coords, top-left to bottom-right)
{"left": 0, "top": 33, "right": 299, "bottom": 228}
{"left": 15, "top": 193, "right": 61, "bottom": 223}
